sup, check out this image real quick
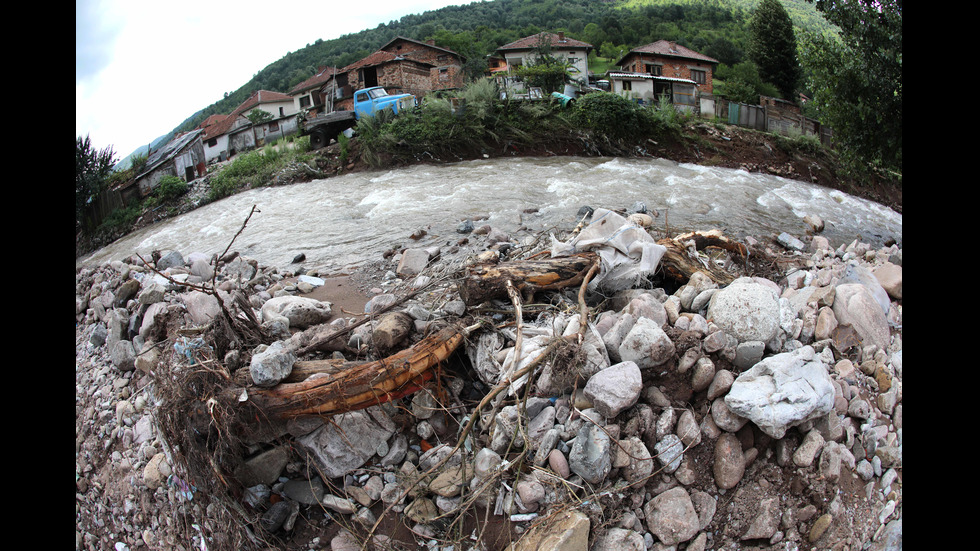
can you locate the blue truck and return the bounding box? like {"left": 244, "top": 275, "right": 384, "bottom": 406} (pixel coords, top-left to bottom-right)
{"left": 299, "top": 86, "right": 417, "bottom": 149}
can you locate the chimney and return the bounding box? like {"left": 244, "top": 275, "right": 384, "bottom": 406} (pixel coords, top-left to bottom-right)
{"left": 558, "top": 32, "right": 565, "bottom": 42}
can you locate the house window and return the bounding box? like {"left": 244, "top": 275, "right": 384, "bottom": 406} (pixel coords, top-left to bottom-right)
{"left": 299, "top": 95, "right": 311, "bottom": 108}
{"left": 269, "top": 121, "right": 279, "bottom": 131}
{"left": 207, "top": 138, "right": 217, "bottom": 148}
{"left": 646, "top": 64, "right": 662, "bottom": 76}
{"left": 279, "top": 107, "right": 285, "bottom": 116}
{"left": 691, "top": 69, "right": 706, "bottom": 85}
{"left": 622, "top": 80, "right": 632, "bottom": 91}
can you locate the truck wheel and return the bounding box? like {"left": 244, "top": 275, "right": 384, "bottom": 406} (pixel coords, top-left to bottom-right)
{"left": 310, "top": 130, "right": 329, "bottom": 149}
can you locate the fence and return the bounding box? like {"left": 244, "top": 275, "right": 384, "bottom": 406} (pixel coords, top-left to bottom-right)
{"left": 706, "top": 95, "right": 833, "bottom": 147}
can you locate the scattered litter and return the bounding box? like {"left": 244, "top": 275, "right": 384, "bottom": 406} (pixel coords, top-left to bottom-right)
{"left": 174, "top": 337, "right": 209, "bottom": 365}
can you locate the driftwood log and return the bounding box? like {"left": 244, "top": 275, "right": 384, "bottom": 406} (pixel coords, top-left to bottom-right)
{"left": 456, "top": 230, "right": 748, "bottom": 306}
{"left": 457, "top": 252, "right": 599, "bottom": 306}
{"left": 244, "top": 324, "right": 469, "bottom": 420}
{"left": 656, "top": 229, "right": 748, "bottom": 286}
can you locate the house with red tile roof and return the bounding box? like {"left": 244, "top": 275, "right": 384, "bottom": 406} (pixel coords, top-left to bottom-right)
{"left": 494, "top": 32, "right": 593, "bottom": 85}
{"left": 289, "top": 66, "right": 339, "bottom": 115}
{"left": 613, "top": 40, "right": 719, "bottom": 94}
{"left": 605, "top": 40, "right": 720, "bottom": 112}
{"left": 320, "top": 36, "right": 464, "bottom": 112}
{"left": 198, "top": 90, "right": 302, "bottom": 163}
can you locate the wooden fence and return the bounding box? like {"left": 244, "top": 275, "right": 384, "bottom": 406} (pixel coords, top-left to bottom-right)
{"left": 704, "top": 95, "right": 833, "bottom": 147}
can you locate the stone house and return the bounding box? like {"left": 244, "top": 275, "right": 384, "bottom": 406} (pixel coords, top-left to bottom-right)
{"left": 609, "top": 40, "right": 719, "bottom": 107}
{"left": 132, "top": 129, "right": 206, "bottom": 198}
{"left": 494, "top": 32, "right": 594, "bottom": 86}
{"left": 321, "top": 36, "right": 465, "bottom": 112}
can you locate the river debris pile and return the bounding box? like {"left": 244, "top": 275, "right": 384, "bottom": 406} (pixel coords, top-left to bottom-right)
{"left": 75, "top": 205, "right": 903, "bottom": 551}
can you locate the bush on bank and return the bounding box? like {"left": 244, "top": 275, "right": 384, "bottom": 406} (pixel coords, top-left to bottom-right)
{"left": 207, "top": 138, "right": 314, "bottom": 203}
{"left": 355, "top": 79, "right": 691, "bottom": 167}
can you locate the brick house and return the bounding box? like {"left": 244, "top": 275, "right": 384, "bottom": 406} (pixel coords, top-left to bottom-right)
{"left": 614, "top": 40, "right": 719, "bottom": 93}
{"left": 321, "top": 36, "right": 465, "bottom": 111}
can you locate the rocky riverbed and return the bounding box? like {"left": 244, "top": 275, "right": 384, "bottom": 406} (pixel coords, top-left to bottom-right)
{"left": 75, "top": 206, "right": 902, "bottom": 551}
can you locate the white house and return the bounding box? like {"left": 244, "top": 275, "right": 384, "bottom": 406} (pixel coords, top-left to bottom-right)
{"left": 494, "top": 32, "right": 593, "bottom": 86}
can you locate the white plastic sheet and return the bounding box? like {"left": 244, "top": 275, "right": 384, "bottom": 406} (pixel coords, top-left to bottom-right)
{"left": 551, "top": 208, "right": 667, "bottom": 292}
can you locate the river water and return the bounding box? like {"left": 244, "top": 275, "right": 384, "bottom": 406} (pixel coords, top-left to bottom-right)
{"left": 76, "top": 156, "right": 902, "bottom": 273}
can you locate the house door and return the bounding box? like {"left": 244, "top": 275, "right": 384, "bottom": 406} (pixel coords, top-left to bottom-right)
{"left": 185, "top": 166, "right": 196, "bottom": 181}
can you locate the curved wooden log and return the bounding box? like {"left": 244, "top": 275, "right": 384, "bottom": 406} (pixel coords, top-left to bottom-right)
{"left": 246, "top": 325, "right": 467, "bottom": 419}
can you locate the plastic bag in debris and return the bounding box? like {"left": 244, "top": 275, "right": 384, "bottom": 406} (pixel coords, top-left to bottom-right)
{"left": 464, "top": 311, "right": 611, "bottom": 397}
{"left": 551, "top": 207, "right": 667, "bottom": 292}
{"left": 174, "top": 337, "right": 209, "bottom": 365}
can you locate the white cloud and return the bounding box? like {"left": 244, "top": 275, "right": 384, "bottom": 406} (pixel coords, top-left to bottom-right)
{"left": 76, "top": 0, "right": 464, "bottom": 158}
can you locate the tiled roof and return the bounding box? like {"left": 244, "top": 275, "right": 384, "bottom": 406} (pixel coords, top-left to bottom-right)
{"left": 380, "top": 36, "right": 462, "bottom": 58}
{"left": 498, "top": 32, "right": 593, "bottom": 51}
{"left": 289, "top": 66, "right": 338, "bottom": 95}
{"left": 201, "top": 90, "right": 291, "bottom": 139}
{"left": 607, "top": 71, "right": 697, "bottom": 85}
{"left": 617, "top": 40, "right": 719, "bottom": 66}
{"left": 199, "top": 114, "right": 231, "bottom": 140}
{"left": 342, "top": 50, "right": 401, "bottom": 72}
{"left": 234, "top": 90, "right": 293, "bottom": 115}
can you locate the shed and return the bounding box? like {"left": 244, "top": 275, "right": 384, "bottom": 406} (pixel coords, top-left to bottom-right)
{"left": 133, "top": 129, "right": 206, "bottom": 197}
{"left": 606, "top": 72, "right": 699, "bottom": 112}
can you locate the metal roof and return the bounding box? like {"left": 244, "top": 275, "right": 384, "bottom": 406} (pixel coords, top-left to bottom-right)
{"left": 607, "top": 72, "right": 697, "bottom": 85}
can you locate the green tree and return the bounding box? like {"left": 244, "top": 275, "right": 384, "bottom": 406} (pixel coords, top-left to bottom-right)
{"left": 716, "top": 61, "right": 780, "bottom": 103}
{"left": 76, "top": 135, "right": 117, "bottom": 232}
{"left": 247, "top": 109, "right": 273, "bottom": 124}
{"left": 747, "top": 0, "right": 801, "bottom": 100}
{"left": 800, "top": 0, "right": 902, "bottom": 173}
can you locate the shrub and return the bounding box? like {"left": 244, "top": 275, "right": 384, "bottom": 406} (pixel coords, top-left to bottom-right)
{"left": 573, "top": 92, "right": 657, "bottom": 141}
{"left": 156, "top": 174, "right": 188, "bottom": 201}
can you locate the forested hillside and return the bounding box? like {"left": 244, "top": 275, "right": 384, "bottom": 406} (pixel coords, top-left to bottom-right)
{"left": 171, "top": 0, "right": 832, "bottom": 137}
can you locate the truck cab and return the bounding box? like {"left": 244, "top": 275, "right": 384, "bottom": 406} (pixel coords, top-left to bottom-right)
{"left": 353, "top": 87, "right": 417, "bottom": 120}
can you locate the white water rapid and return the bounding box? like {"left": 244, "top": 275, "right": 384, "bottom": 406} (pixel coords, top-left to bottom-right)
{"left": 76, "top": 156, "right": 902, "bottom": 273}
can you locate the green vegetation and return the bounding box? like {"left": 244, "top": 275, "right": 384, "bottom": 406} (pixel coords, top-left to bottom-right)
{"left": 747, "top": 0, "right": 801, "bottom": 100}
{"left": 207, "top": 137, "right": 314, "bottom": 202}
{"left": 76, "top": 135, "right": 117, "bottom": 232}
{"left": 355, "top": 79, "right": 687, "bottom": 168}
{"left": 800, "top": 0, "right": 902, "bottom": 176}
{"left": 175, "top": 1, "right": 837, "bottom": 136}
{"left": 714, "top": 61, "right": 780, "bottom": 104}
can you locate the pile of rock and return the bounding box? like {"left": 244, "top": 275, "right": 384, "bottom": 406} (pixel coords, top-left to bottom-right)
{"left": 75, "top": 217, "right": 902, "bottom": 551}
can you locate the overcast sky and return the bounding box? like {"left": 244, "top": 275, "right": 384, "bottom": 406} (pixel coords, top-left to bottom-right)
{"left": 76, "top": 0, "right": 465, "bottom": 159}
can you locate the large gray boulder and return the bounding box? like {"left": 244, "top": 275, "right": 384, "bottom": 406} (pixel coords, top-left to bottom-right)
{"left": 724, "top": 346, "right": 835, "bottom": 439}
{"left": 583, "top": 361, "right": 643, "bottom": 419}
{"left": 295, "top": 406, "right": 396, "bottom": 479}
{"left": 643, "top": 486, "right": 701, "bottom": 546}
{"left": 840, "top": 262, "right": 890, "bottom": 314}
{"left": 260, "top": 295, "right": 333, "bottom": 330}
{"left": 568, "top": 410, "right": 612, "bottom": 484}
{"left": 833, "top": 283, "right": 891, "bottom": 350}
{"left": 249, "top": 341, "right": 297, "bottom": 387}
{"left": 618, "top": 317, "right": 675, "bottom": 368}
{"left": 706, "top": 277, "right": 780, "bottom": 344}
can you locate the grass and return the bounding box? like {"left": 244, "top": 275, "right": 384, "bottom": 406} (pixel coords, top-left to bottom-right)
{"left": 207, "top": 137, "right": 313, "bottom": 202}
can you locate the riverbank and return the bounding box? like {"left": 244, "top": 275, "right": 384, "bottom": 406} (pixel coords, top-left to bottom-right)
{"left": 75, "top": 119, "right": 901, "bottom": 262}
{"left": 75, "top": 203, "right": 902, "bottom": 550}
